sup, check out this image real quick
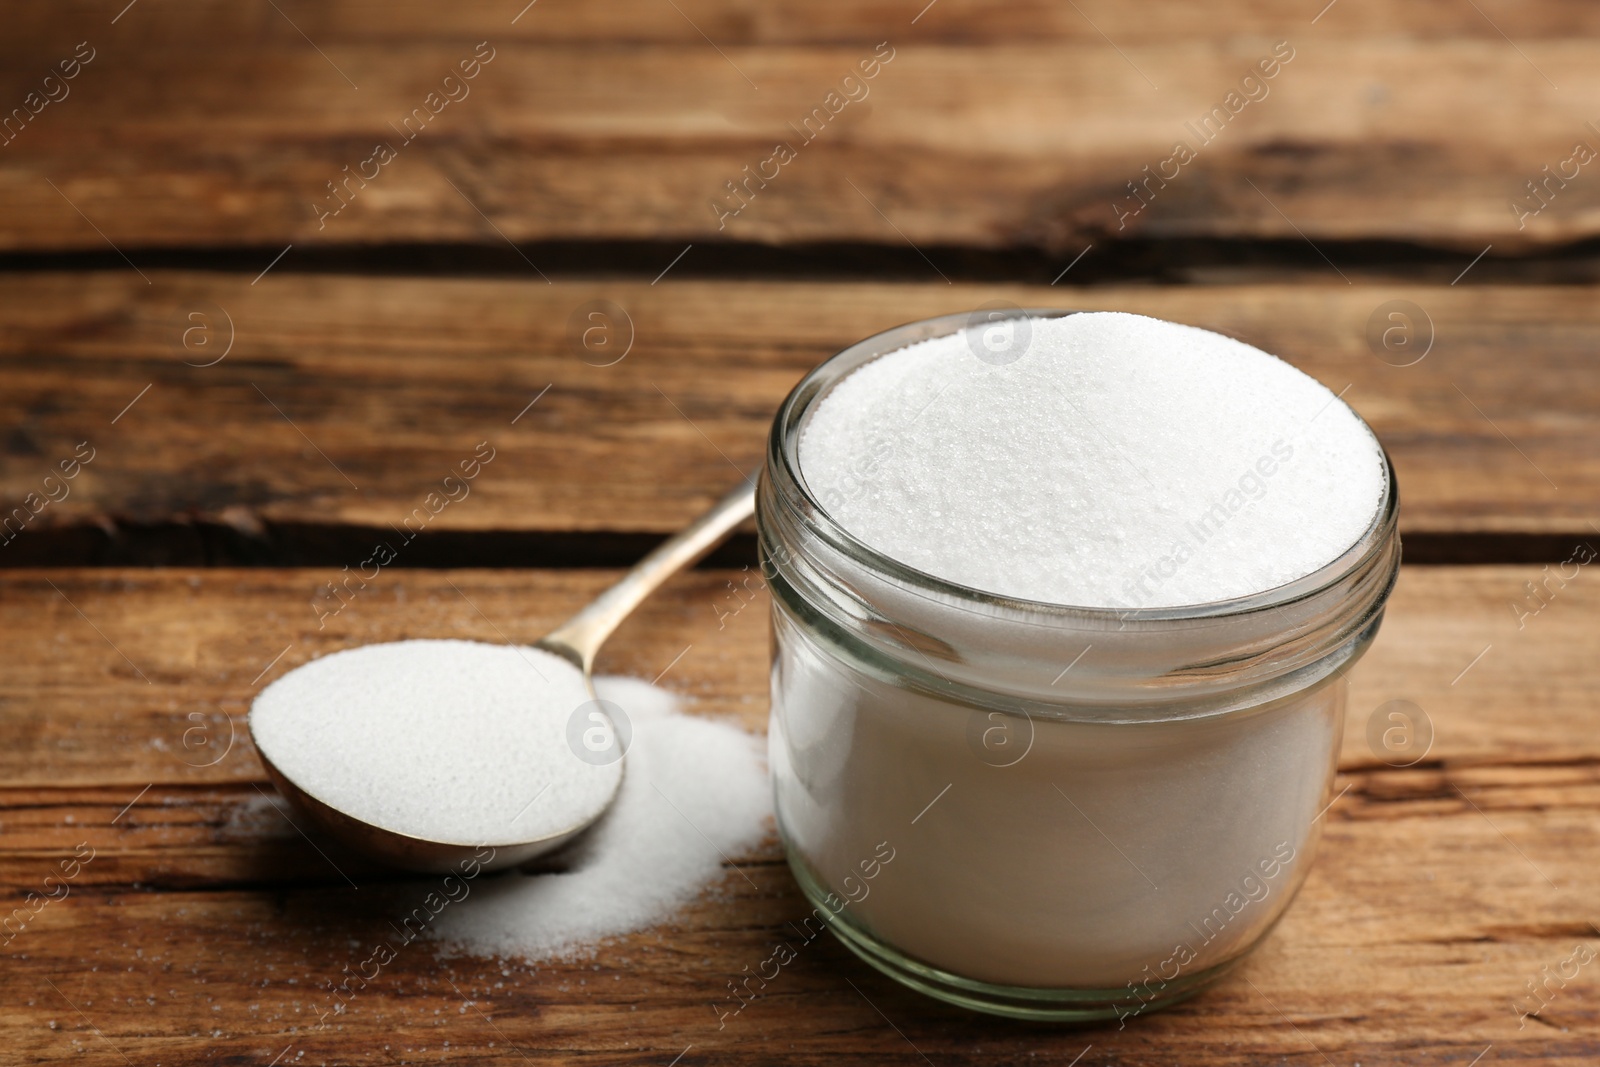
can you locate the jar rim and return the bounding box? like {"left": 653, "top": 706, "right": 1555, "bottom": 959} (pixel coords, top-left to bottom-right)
{"left": 766, "top": 307, "right": 1399, "bottom": 628}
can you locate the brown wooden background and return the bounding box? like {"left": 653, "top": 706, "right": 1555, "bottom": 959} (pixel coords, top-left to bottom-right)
{"left": 1, "top": 0, "right": 1597, "bottom": 1064}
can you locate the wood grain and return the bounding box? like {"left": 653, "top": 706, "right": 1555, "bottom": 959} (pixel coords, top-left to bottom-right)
{"left": 0, "top": 565, "right": 1596, "bottom": 1064}
{"left": 0, "top": 274, "right": 1594, "bottom": 555}
{"left": 2, "top": 27, "right": 1596, "bottom": 251}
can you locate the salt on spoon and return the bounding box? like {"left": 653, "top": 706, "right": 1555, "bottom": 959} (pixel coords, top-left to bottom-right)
{"left": 249, "top": 478, "right": 756, "bottom": 873}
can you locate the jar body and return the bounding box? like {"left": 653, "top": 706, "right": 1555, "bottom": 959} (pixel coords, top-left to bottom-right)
{"left": 769, "top": 592, "right": 1351, "bottom": 1017}
{"left": 758, "top": 308, "right": 1399, "bottom": 1020}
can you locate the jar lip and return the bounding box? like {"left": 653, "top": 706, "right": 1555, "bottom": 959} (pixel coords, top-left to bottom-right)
{"left": 768, "top": 307, "right": 1400, "bottom": 626}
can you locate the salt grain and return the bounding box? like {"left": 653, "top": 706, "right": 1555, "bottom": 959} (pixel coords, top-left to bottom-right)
{"left": 800, "top": 311, "right": 1386, "bottom": 607}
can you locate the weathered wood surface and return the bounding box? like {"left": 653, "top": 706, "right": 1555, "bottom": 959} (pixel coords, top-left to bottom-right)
{"left": 1, "top": 275, "right": 1595, "bottom": 555}
{"left": 3, "top": 9, "right": 1597, "bottom": 251}
{"left": 0, "top": 565, "right": 1595, "bottom": 1064}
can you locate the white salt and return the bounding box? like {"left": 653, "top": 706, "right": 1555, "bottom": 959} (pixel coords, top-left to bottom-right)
{"left": 250, "top": 640, "right": 620, "bottom": 845}
{"left": 432, "top": 676, "right": 771, "bottom": 960}
{"left": 800, "top": 311, "right": 1386, "bottom": 608}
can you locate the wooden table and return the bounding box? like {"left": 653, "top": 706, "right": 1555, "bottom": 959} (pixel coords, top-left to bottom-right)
{"left": 3, "top": 2, "right": 1598, "bottom": 1064}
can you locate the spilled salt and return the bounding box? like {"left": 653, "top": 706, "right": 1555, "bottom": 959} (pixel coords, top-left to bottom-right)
{"left": 800, "top": 311, "right": 1386, "bottom": 608}
{"left": 432, "top": 676, "right": 771, "bottom": 960}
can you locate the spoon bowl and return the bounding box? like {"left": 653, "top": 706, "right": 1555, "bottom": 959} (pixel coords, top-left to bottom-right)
{"left": 257, "top": 747, "right": 608, "bottom": 874}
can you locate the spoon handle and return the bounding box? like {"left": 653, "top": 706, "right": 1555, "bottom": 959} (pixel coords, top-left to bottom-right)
{"left": 541, "top": 476, "right": 757, "bottom": 672}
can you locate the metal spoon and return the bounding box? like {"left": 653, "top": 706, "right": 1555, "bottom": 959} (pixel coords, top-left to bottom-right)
{"left": 254, "top": 477, "right": 757, "bottom": 874}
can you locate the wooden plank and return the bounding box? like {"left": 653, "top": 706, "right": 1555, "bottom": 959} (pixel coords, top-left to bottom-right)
{"left": 14, "top": 0, "right": 1600, "bottom": 47}
{"left": 0, "top": 566, "right": 1592, "bottom": 789}
{"left": 2, "top": 30, "right": 1597, "bottom": 251}
{"left": 0, "top": 274, "right": 1595, "bottom": 551}
{"left": 0, "top": 568, "right": 768, "bottom": 788}
{"left": 0, "top": 771, "right": 1595, "bottom": 1066}
{"left": 0, "top": 565, "right": 1596, "bottom": 1064}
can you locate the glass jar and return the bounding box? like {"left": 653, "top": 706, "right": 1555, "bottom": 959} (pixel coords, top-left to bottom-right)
{"left": 757, "top": 309, "right": 1400, "bottom": 1021}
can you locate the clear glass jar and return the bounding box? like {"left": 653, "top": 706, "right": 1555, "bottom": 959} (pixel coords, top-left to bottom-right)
{"left": 758, "top": 310, "right": 1400, "bottom": 1021}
